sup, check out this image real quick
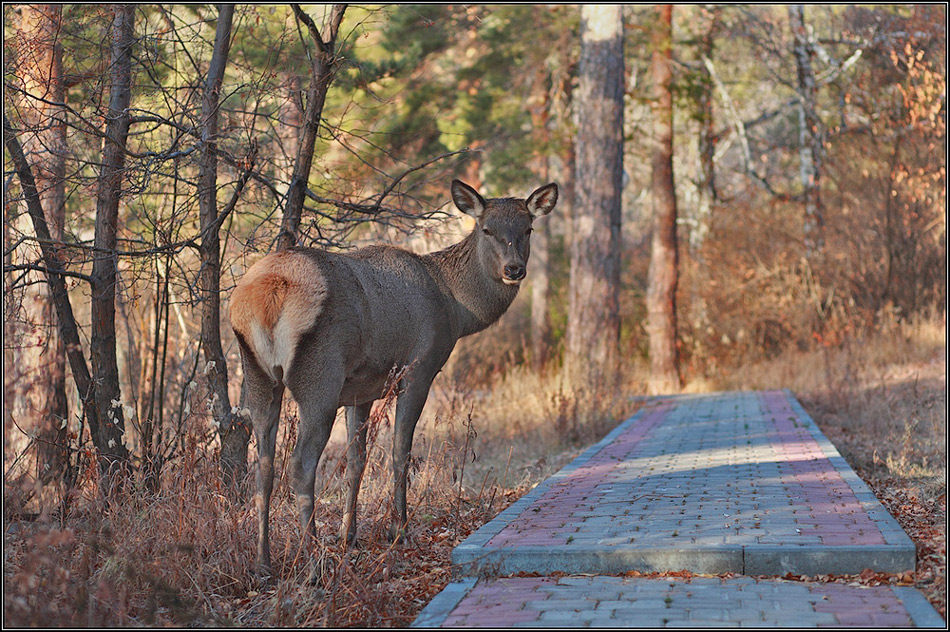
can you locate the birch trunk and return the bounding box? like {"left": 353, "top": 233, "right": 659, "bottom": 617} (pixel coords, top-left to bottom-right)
{"left": 789, "top": 5, "right": 824, "bottom": 259}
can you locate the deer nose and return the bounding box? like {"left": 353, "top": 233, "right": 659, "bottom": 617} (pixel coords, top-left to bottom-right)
{"left": 503, "top": 264, "right": 526, "bottom": 281}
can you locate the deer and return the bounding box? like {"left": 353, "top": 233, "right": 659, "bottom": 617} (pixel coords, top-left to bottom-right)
{"left": 229, "top": 179, "right": 558, "bottom": 578}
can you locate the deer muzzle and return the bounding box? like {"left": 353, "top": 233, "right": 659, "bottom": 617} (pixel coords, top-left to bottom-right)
{"left": 502, "top": 263, "right": 526, "bottom": 284}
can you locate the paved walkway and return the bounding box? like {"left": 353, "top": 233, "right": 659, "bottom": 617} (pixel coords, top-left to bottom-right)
{"left": 413, "top": 390, "right": 945, "bottom": 627}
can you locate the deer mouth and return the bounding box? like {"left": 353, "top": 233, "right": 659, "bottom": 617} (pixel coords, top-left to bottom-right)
{"left": 502, "top": 277, "right": 523, "bottom": 286}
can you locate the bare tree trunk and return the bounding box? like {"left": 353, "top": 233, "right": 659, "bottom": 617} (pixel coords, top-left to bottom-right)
{"left": 278, "top": 72, "right": 304, "bottom": 180}
{"left": 90, "top": 4, "right": 135, "bottom": 489}
{"left": 275, "top": 4, "right": 347, "bottom": 251}
{"left": 12, "top": 5, "right": 71, "bottom": 487}
{"left": 528, "top": 58, "right": 552, "bottom": 370}
{"left": 688, "top": 5, "right": 718, "bottom": 368}
{"left": 4, "top": 113, "right": 122, "bottom": 486}
{"left": 196, "top": 5, "right": 250, "bottom": 487}
{"left": 530, "top": 215, "right": 551, "bottom": 369}
{"left": 692, "top": 5, "right": 718, "bottom": 254}
{"left": 646, "top": 4, "right": 681, "bottom": 394}
{"left": 565, "top": 4, "right": 624, "bottom": 391}
{"left": 789, "top": 5, "right": 824, "bottom": 259}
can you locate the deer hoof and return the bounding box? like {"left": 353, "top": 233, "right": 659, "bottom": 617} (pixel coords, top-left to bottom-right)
{"left": 340, "top": 527, "right": 359, "bottom": 549}
{"left": 255, "top": 563, "right": 274, "bottom": 583}
{"left": 387, "top": 525, "right": 411, "bottom": 545}
{"left": 306, "top": 567, "right": 321, "bottom": 586}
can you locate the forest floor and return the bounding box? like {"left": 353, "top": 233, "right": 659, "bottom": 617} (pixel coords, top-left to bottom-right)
{"left": 2, "top": 317, "right": 945, "bottom": 627}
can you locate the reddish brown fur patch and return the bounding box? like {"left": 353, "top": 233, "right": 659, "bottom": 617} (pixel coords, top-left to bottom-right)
{"left": 248, "top": 274, "right": 289, "bottom": 331}
{"left": 230, "top": 252, "right": 327, "bottom": 374}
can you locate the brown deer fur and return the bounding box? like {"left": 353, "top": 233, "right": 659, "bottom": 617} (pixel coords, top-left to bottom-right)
{"left": 230, "top": 180, "right": 557, "bottom": 578}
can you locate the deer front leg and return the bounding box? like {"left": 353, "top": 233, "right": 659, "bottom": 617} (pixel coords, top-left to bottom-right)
{"left": 390, "top": 377, "right": 433, "bottom": 542}
{"left": 341, "top": 402, "right": 372, "bottom": 547}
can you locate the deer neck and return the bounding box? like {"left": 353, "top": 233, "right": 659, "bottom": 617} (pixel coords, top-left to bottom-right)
{"left": 426, "top": 231, "right": 520, "bottom": 339}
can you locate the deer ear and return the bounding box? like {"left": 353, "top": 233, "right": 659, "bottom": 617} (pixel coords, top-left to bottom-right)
{"left": 451, "top": 180, "right": 486, "bottom": 219}
{"left": 527, "top": 182, "right": 558, "bottom": 218}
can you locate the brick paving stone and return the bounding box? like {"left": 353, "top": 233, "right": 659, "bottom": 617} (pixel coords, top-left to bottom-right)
{"left": 414, "top": 391, "right": 944, "bottom": 628}
{"left": 415, "top": 575, "right": 944, "bottom": 627}
{"left": 454, "top": 390, "right": 915, "bottom": 577}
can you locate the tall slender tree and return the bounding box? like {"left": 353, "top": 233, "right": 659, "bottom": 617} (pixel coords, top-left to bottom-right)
{"left": 4, "top": 5, "right": 146, "bottom": 492}
{"left": 565, "top": 4, "right": 624, "bottom": 390}
{"left": 197, "top": 5, "right": 254, "bottom": 486}
{"left": 89, "top": 5, "right": 135, "bottom": 486}
{"left": 4, "top": 114, "right": 116, "bottom": 486}
{"left": 9, "top": 4, "right": 71, "bottom": 487}
{"left": 275, "top": 4, "right": 347, "bottom": 251}
{"left": 693, "top": 5, "right": 719, "bottom": 255}
{"left": 528, "top": 49, "right": 553, "bottom": 370}
{"left": 646, "top": 4, "right": 681, "bottom": 394}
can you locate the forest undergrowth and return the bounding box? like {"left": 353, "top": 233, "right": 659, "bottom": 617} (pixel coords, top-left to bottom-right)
{"left": 3, "top": 314, "right": 945, "bottom": 626}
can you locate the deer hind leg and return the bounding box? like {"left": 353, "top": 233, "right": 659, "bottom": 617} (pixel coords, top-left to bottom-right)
{"left": 341, "top": 402, "right": 372, "bottom": 547}
{"left": 243, "top": 357, "right": 284, "bottom": 578}
{"left": 287, "top": 376, "right": 341, "bottom": 583}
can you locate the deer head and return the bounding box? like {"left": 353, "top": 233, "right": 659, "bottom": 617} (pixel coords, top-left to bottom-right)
{"left": 451, "top": 179, "right": 558, "bottom": 286}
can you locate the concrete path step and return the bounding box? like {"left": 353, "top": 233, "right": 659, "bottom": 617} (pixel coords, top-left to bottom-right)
{"left": 413, "top": 390, "right": 943, "bottom": 628}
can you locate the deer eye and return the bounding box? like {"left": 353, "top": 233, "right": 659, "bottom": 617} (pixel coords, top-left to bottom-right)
{"left": 482, "top": 227, "right": 494, "bottom": 237}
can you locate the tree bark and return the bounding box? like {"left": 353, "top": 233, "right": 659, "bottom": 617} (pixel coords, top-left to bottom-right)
{"left": 278, "top": 72, "right": 304, "bottom": 179}
{"left": 196, "top": 5, "right": 250, "bottom": 487}
{"left": 528, "top": 56, "right": 552, "bottom": 371}
{"left": 90, "top": 4, "right": 135, "bottom": 488}
{"left": 3, "top": 113, "right": 118, "bottom": 486}
{"left": 646, "top": 4, "right": 681, "bottom": 394}
{"left": 565, "top": 4, "right": 624, "bottom": 391}
{"left": 789, "top": 5, "right": 824, "bottom": 259}
{"left": 275, "top": 4, "right": 347, "bottom": 251}
{"left": 530, "top": 215, "right": 551, "bottom": 369}
{"left": 692, "top": 5, "right": 718, "bottom": 254}
{"left": 688, "top": 5, "right": 718, "bottom": 367}
{"left": 11, "top": 4, "right": 71, "bottom": 487}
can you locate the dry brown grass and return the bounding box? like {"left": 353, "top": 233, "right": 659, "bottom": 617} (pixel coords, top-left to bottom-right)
{"left": 3, "top": 314, "right": 945, "bottom": 626}
{"left": 2, "top": 371, "right": 529, "bottom": 627}
{"left": 421, "top": 365, "right": 643, "bottom": 497}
